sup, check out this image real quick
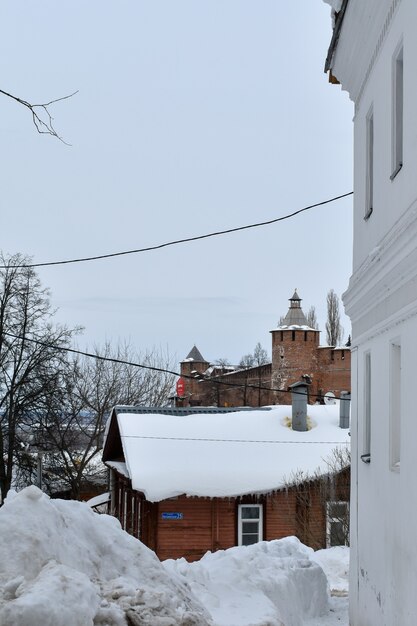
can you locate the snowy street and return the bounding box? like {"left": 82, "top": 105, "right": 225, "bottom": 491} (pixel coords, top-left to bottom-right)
{"left": 0, "top": 487, "right": 349, "bottom": 626}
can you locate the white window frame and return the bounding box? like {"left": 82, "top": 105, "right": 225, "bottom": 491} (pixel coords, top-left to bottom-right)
{"left": 326, "top": 501, "right": 349, "bottom": 548}
{"left": 238, "top": 504, "right": 263, "bottom": 546}
{"left": 123, "top": 490, "right": 128, "bottom": 530}
{"left": 365, "top": 106, "right": 374, "bottom": 219}
{"left": 391, "top": 43, "right": 403, "bottom": 179}
{"left": 389, "top": 339, "right": 401, "bottom": 471}
{"left": 362, "top": 351, "right": 372, "bottom": 463}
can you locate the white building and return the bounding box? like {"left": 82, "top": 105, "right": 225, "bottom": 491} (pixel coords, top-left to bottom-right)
{"left": 325, "top": 0, "right": 417, "bottom": 624}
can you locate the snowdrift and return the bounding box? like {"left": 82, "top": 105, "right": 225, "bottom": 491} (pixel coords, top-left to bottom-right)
{"left": 0, "top": 486, "right": 210, "bottom": 626}
{"left": 164, "top": 538, "right": 329, "bottom": 626}
{"left": 0, "top": 487, "right": 345, "bottom": 626}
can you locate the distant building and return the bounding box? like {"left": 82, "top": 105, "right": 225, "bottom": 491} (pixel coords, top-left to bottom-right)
{"left": 175, "top": 290, "right": 351, "bottom": 407}
{"left": 325, "top": 1, "right": 417, "bottom": 624}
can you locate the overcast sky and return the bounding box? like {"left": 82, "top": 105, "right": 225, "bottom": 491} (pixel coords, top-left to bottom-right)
{"left": 0, "top": 1, "right": 353, "bottom": 366}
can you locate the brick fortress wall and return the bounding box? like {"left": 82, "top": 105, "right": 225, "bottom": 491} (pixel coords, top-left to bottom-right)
{"left": 177, "top": 292, "right": 351, "bottom": 407}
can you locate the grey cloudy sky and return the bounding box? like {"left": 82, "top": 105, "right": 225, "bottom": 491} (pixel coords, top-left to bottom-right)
{"left": 0, "top": 1, "right": 353, "bottom": 365}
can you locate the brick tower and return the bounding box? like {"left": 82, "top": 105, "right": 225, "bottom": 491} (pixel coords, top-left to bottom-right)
{"left": 179, "top": 345, "right": 210, "bottom": 406}
{"left": 270, "top": 290, "right": 320, "bottom": 404}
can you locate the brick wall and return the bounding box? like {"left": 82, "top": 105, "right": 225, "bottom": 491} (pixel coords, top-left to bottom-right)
{"left": 271, "top": 329, "right": 320, "bottom": 403}
{"left": 177, "top": 330, "right": 351, "bottom": 408}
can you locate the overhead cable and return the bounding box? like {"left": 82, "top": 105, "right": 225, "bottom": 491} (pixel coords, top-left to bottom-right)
{"left": 1, "top": 191, "right": 353, "bottom": 269}
{"left": 121, "top": 435, "right": 350, "bottom": 445}
{"left": 4, "top": 331, "right": 351, "bottom": 402}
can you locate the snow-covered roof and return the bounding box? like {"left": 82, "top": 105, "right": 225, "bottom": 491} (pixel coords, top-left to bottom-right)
{"left": 204, "top": 364, "right": 236, "bottom": 376}
{"left": 106, "top": 460, "right": 129, "bottom": 478}
{"left": 323, "top": 0, "right": 343, "bottom": 10}
{"left": 317, "top": 345, "right": 350, "bottom": 350}
{"left": 104, "top": 405, "right": 350, "bottom": 502}
{"left": 86, "top": 492, "right": 110, "bottom": 508}
{"left": 274, "top": 324, "right": 317, "bottom": 331}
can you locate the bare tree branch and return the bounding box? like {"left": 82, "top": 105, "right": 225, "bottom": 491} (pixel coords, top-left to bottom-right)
{"left": 0, "top": 88, "right": 78, "bottom": 145}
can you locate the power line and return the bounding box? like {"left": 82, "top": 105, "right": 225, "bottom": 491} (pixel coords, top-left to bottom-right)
{"left": 1, "top": 192, "right": 353, "bottom": 269}
{"left": 120, "top": 435, "right": 350, "bottom": 445}
{"left": 4, "top": 331, "right": 351, "bottom": 402}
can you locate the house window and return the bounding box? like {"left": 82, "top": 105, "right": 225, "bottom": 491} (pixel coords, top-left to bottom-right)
{"left": 362, "top": 351, "right": 371, "bottom": 463}
{"left": 390, "top": 340, "right": 401, "bottom": 470}
{"left": 238, "top": 504, "right": 263, "bottom": 546}
{"left": 365, "top": 107, "right": 374, "bottom": 219}
{"left": 326, "top": 501, "right": 349, "bottom": 547}
{"left": 391, "top": 45, "right": 403, "bottom": 179}
{"left": 292, "top": 331, "right": 295, "bottom": 341}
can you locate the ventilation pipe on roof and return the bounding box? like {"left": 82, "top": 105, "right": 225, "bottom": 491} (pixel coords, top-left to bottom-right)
{"left": 289, "top": 380, "right": 310, "bottom": 432}
{"left": 339, "top": 391, "right": 350, "bottom": 429}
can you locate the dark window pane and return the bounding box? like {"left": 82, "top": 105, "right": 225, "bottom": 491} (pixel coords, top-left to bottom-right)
{"left": 330, "top": 521, "right": 345, "bottom": 546}
{"left": 242, "top": 521, "right": 259, "bottom": 533}
{"left": 241, "top": 506, "right": 260, "bottom": 519}
{"left": 329, "top": 502, "right": 348, "bottom": 518}
{"left": 242, "top": 534, "right": 259, "bottom": 546}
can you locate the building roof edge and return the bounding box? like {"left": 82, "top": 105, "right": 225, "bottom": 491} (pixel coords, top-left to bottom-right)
{"left": 324, "top": 0, "right": 350, "bottom": 74}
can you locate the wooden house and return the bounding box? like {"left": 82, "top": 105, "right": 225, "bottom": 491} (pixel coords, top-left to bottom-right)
{"left": 103, "top": 403, "right": 350, "bottom": 561}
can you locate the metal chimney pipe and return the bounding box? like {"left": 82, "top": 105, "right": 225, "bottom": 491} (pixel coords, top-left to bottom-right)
{"left": 289, "top": 381, "right": 309, "bottom": 432}
{"left": 339, "top": 391, "right": 350, "bottom": 429}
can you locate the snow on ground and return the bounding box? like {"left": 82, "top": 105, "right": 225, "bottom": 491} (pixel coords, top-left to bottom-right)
{"left": 306, "top": 547, "right": 349, "bottom": 626}
{"left": 0, "top": 487, "right": 210, "bottom": 625}
{"left": 0, "top": 487, "right": 349, "bottom": 626}
{"left": 164, "top": 537, "right": 329, "bottom": 626}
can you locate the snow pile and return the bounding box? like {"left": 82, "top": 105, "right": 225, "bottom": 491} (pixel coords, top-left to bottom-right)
{"left": 164, "top": 537, "right": 329, "bottom": 626}
{"left": 0, "top": 487, "right": 349, "bottom": 626}
{"left": 311, "top": 546, "right": 349, "bottom": 596}
{"left": 0, "top": 486, "right": 211, "bottom": 626}
{"left": 305, "top": 547, "right": 349, "bottom": 626}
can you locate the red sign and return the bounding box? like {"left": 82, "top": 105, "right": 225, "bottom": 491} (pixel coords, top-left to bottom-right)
{"left": 176, "top": 377, "right": 185, "bottom": 397}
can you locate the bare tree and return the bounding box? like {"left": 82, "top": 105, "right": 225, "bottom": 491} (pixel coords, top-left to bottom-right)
{"left": 237, "top": 343, "right": 269, "bottom": 407}
{"left": 278, "top": 315, "right": 286, "bottom": 326}
{"left": 239, "top": 354, "right": 255, "bottom": 369}
{"left": 36, "top": 343, "right": 176, "bottom": 499}
{"left": 0, "top": 88, "right": 77, "bottom": 144}
{"left": 253, "top": 342, "right": 269, "bottom": 366}
{"left": 0, "top": 253, "right": 77, "bottom": 502}
{"left": 326, "top": 289, "right": 343, "bottom": 346}
{"left": 215, "top": 358, "right": 231, "bottom": 368}
{"left": 239, "top": 343, "right": 269, "bottom": 370}
{"left": 306, "top": 306, "right": 319, "bottom": 330}
{"left": 284, "top": 447, "right": 350, "bottom": 549}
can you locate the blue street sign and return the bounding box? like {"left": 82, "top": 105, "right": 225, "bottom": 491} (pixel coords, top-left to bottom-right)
{"left": 161, "top": 512, "right": 183, "bottom": 520}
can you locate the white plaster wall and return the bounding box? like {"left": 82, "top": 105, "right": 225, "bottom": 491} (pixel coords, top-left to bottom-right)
{"left": 351, "top": 0, "right": 417, "bottom": 273}
{"left": 335, "top": 0, "right": 417, "bottom": 624}
{"left": 350, "top": 313, "right": 417, "bottom": 625}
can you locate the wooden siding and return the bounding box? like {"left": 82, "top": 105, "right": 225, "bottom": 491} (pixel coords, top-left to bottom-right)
{"left": 111, "top": 468, "right": 350, "bottom": 561}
